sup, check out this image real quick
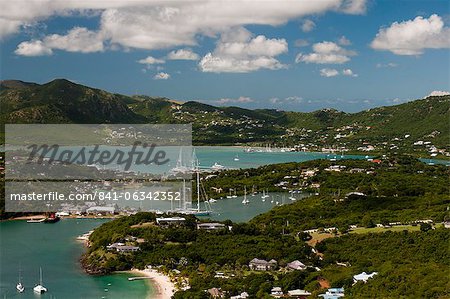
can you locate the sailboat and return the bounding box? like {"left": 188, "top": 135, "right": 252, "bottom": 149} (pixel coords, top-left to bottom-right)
{"left": 192, "top": 165, "right": 212, "bottom": 216}
{"left": 16, "top": 267, "right": 24, "bottom": 293}
{"left": 242, "top": 187, "right": 250, "bottom": 205}
{"left": 232, "top": 189, "right": 237, "bottom": 198}
{"left": 226, "top": 189, "right": 233, "bottom": 199}
{"left": 234, "top": 154, "right": 240, "bottom": 161}
{"left": 169, "top": 148, "right": 192, "bottom": 174}
{"left": 33, "top": 267, "right": 47, "bottom": 294}
{"left": 211, "top": 162, "right": 225, "bottom": 171}
{"left": 261, "top": 189, "right": 269, "bottom": 199}
{"left": 289, "top": 190, "right": 296, "bottom": 201}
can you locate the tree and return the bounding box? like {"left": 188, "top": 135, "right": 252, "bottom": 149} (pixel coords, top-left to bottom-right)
{"left": 420, "top": 222, "right": 432, "bottom": 232}
{"left": 361, "top": 214, "right": 375, "bottom": 228}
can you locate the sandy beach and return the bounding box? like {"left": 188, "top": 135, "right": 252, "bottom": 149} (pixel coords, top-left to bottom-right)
{"left": 130, "top": 269, "right": 176, "bottom": 299}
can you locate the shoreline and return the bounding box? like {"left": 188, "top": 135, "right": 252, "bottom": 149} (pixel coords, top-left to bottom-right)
{"left": 127, "top": 269, "right": 176, "bottom": 299}
{"left": 3, "top": 214, "right": 118, "bottom": 222}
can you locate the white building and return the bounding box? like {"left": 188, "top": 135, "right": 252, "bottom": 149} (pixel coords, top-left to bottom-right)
{"left": 353, "top": 272, "right": 378, "bottom": 284}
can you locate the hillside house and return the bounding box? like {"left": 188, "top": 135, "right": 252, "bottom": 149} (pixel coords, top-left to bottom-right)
{"left": 271, "top": 287, "right": 283, "bottom": 297}
{"left": 249, "top": 258, "right": 277, "bottom": 271}
{"left": 353, "top": 272, "right": 378, "bottom": 284}
{"left": 197, "top": 222, "right": 227, "bottom": 231}
{"left": 156, "top": 217, "right": 186, "bottom": 226}
{"left": 107, "top": 242, "right": 140, "bottom": 253}
{"left": 287, "top": 289, "right": 311, "bottom": 298}
{"left": 319, "top": 288, "right": 345, "bottom": 299}
{"left": 287, "top": 260, "right": 307, "bottom": 271}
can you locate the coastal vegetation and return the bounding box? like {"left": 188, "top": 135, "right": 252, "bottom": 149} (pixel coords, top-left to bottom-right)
{"left": 80, "top": 157, "right": 450, "bottom": 298}
{"left": 203, "top": 156, "right": 449, "bottom": 230}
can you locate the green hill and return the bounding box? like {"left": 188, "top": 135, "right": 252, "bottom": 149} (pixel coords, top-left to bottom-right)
{"left": 0, "top": 79, "right": 144, "bottom": 123}
{"left": 1, "top": 79, "right": 448, "bottom": 156}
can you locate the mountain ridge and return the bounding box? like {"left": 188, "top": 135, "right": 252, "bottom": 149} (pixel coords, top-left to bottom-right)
{"left": 1, "top": 79, "right": 448, "bottom": 156}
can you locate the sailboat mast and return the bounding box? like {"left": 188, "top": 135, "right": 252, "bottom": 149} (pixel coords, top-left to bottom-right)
{"left": 183, "top": 179, "right": 186, "bottom": 210}
{"left": 40, "top": 267, "right": 43, "bottom": 285}
{"left": 196, "top": 165, "right": 200, "bottom": 213}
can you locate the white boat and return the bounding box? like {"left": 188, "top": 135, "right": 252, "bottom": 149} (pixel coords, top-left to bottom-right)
{"left": 234, "top": 154, "right": 240, "bottom": 161}
{"left": 16, "top": 268, "right": 24, "bottom": 293}
{"left": 211, "top": 162, "right": 226, "bottom": 171}
{"left": 169, "top": 148, "right": 193, "bottom": 174}
{"left": 208, "top": 199, "right": 217, "bottom": 203}
{"left": 261, "top": 189, "right": 269, "bottom": 199}
{"left": 232, "top": 189, "right": 237, "bottom": 198}
{"left": 33, "top": 267, "right": 47, "bottom": 294}
{"left": 289, "top": 190, "right": 296, "bottom": 201}
{"left": 27, "top": 218, "right": 45, "bottom": 223}
{"left": 242, "top": 187, "right": 250, "bottom": 204}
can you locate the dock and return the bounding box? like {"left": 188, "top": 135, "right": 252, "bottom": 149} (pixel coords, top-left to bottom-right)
{"left": 128, "top": 277, "right": 152, "bottom": 281}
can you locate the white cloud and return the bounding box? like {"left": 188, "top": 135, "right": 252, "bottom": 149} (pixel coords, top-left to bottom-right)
{"left": 138, "top": 56, "right": 165, "bottom": 65}
{"left": 338, "top": 36, "right": 351, "bottom": 46}
{"left": 167, "top": 48, "right": 199, "bottom": 60}
{"left": 342, "top": 68, "right": 358, "bottom": 76}
{"left": 14, "top": 40, "right": 52, "bottom": 56}
{"left": 301, "top": 19, "right": 315, "bottom": 32}
{"left": 376, "top": 62, "right": 398, "bottom": 68}
{"left": 270, "top": 96, "right": 303, "bottom": 105}
{"left": 14, "top": 27, "right": 103, "bottom": 56}
{"left": 153, "top": 72, "right": 170, "bottom": 80}
{"left": 312, "top": 41, "right": 356, "bottom": 55}
{"left": 318, "top": 68, "right": 358, "bottom": 77}
{"left": 320, "top": 68, "right": 339, "bottom": 77}
{"left": 296, "top": 53, "right": 350, "bottom": 64}
{"left": 44, "top": 27, "right": 104, "bottom": 53}
{"left": 4, "top": 0, "right": 368, "bottom": 53}
{"left": 216, "top": 96, "right": 254, "bottom": 105}
{"left": 428, "top": 90, "right": 450, "bottom": 97}
{"left": 296, "top": 41, "right": 356, "bottom": 64}
{"left": 339, "top": 0, "right": 368, "bottom": 14}
{"left": 371, "top": 14, "right": 450, "bottom": 55}
{"left": 0, "top": 18, "right": 22, "bottom": 39}
{"left": 199, "top": 27, "right": 288, "bottom": 73}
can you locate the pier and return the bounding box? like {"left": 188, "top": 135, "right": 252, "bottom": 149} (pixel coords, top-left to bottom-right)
{"left": 128, "top": 277, "right": 152, "bottom": 281}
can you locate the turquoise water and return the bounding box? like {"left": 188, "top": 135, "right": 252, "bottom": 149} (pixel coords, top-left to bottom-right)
{"left": 0, "top": 192, "right": 304, "bottom": 298}
{"left": 418, "top": 158, "right": 450, "bottom": 166}
{"left": 0, "top": 219, "right": 151, "bottom": 299}
{"left": 195, "top": 146, "right": 366, "bottom": 169}
{"left": 196, "top": 192, "right": 311, "bottom": 222}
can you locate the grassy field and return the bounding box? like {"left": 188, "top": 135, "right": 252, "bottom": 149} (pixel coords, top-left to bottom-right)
{"left": 306, "top": 225, "right": 425, "bottom": 246}
{"left": 307, "top": 232, "right": 335, "bottom": 247}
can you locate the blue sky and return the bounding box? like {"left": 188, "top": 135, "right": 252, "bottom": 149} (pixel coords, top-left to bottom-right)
{"left": 1, "top": 0, "right": 449, "bottom": 112}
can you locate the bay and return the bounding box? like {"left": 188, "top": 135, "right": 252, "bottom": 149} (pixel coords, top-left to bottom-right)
{"left": 0, "top": 219, "right": 150, "bottom": 299}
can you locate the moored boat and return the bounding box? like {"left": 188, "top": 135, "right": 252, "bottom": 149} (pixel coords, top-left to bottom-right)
{"left": 33, "top": 267, "right": 47, "bottom": 294}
